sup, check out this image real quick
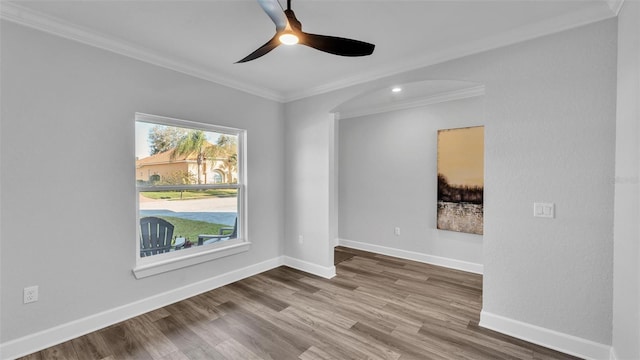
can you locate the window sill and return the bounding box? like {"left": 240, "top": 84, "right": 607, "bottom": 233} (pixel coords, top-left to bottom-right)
{"left": 133, "top": 241, "right": 251, "bottom": 279}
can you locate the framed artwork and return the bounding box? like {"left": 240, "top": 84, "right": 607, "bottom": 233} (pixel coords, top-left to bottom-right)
{"left": 437, "top": 126, "right": 484, "bottom": 235}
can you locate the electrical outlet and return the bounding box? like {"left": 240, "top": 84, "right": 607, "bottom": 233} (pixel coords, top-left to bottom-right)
{"left": 24, "top": 286, "right": 38, "bottom": 304}
{"left": 298, "top": 235, "right": 304, "bottom": 244}
{"left": 394, "top": 227, "right": 401, "bottom": 236}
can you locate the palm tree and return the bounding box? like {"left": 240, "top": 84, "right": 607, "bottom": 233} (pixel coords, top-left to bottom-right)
{"left": 220, "top": 153, "right": 237, "bottom": 184}
{"left": 171, "top": 130, "right": 214, "bottom": 184}
{"left": 216, "top": 135, "right": 238, "bottom": 183}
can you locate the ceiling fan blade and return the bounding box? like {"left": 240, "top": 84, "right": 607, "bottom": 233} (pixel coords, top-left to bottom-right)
{"left": 236, "top": 35, "right": 280, "bottom": 63}
{"left": 299, "top": 32, "right": 375, "bottom": 57}
{"left": 257, "top": 0, "right": 287, "bottom": 31}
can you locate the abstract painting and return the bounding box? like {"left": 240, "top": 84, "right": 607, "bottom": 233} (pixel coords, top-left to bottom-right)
{"left": 437, "top": 126, "right": 484, "bottom": 235}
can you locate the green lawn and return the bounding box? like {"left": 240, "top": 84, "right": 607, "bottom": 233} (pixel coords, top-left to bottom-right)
{"left": 155, "top": 216, "right": 229, "bottom": 244}
{"left": 141, "top": 189, "right": 237, "bottom": 200}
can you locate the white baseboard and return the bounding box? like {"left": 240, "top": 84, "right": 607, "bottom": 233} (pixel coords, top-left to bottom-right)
{"left": 0, "top": 257, "right": 283, "bottom": 360}
{"left": 338, "top": 238, "right": 483, "bottom": 274}
{"left": 479, "top": 310, "right": 612, "bottom": 360}
{"left": 282, "top": 256, "right": 336, "bottom": 279}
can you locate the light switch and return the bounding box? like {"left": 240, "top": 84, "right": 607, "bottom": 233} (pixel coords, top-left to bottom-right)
{"left": 534, "top": 202, "right": 555, "bottom": 218}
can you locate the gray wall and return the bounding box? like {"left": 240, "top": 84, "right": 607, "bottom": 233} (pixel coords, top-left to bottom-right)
{"left": 612, "top": 1, "right": 640, "bottom": 359}
{"left": 477, "top": 19, "right": 616, "bottom": 345}
{"left": 0, "top": 21, "right": 284, "bottom": 343}
{"left": 338, "top": 96, "right": 484, "bottom": 267}
{"left": 285, "top": 18, "right": 617, "bottom": 345}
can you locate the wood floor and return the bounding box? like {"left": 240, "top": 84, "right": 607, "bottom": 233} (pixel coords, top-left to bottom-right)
{"left": 19, "top": 247, "right": 581, "bottom": 360}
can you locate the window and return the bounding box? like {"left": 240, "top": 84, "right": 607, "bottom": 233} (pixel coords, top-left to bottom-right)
{"left": 133, "top": 113, "right": 248, "bottom": 278}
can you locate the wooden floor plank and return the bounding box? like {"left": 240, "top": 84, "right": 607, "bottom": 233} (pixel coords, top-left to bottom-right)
{"left": 157, "top": 350, "right": 191, "bottom": 360}
{"left": 98, "top": 323, "right": 154, "bottom": 360}
{"left": 298, "top": 346, "right": 334, "bottom": 360}
{"left": 254, "top": 304, "right": 375, "bottom": 360}
{"left": 70, "top": 331, "right": 114, "bottom": 360}
{"left": 352, "top": 321, "right": 449, "bottom": 360}
{"left": 152, "top": 314, "right": 213, "bottom": 357}
{"left": 226, "top": 281, "right": 290, "bottom": 312}
{"left": 280, "top": 306, "right": 401, "bottom": 360}
{"left": 39, "top": 341, "right": 79, "bottom": 360}
{"left": 125, "top": 316, "right": 179, "bottom": 359}
{"left": 207, "top": 302, "right": 301, "bottom": 360}
{"left": 214, "top": 338, "right": 262, "bottom": 360}
{"left": 18, "top": 247, "right": 582, "bottom": 360}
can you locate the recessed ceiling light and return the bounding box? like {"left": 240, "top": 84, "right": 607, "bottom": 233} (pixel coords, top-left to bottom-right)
{"left": 392, "top": 87, "right": 402, "bottom": 93}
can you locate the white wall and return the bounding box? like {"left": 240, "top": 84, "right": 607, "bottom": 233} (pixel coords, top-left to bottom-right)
{"left": 612, "top": 1, "right": 640, "bottom": 359}
{"left": 0, "top": 20, "right": 284, "bottom": 347}
{"left": 338, "top": 95, "right": 484, "bottom": 271}
{"left": 285, "top": 18, "right": 617, "bottom": 357}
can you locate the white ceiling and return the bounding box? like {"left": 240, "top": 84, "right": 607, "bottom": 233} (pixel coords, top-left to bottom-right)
{"left": 1, "top": 0, "right": 619, "bottom": 102}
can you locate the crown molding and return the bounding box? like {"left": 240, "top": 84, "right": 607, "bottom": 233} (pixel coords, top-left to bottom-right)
{"left": 0, "top": 2, "right": 286, "bottom": 102}
{"left": 335, "top": 85, "right": 486, "bottom": 120}
{"left": 1, "top": 1, "right": 618, "bottom": 104}
{"left": 283, "top": 2, "right": 618, "bottom": 102}
{"left": 607, "top": 0, "right": 625, "bottom": 15}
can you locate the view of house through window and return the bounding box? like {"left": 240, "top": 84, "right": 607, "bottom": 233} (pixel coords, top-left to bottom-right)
{"left": 135, "top": 114, "right": 243, "bottom": 258}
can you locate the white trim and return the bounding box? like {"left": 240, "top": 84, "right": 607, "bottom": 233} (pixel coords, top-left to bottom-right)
{"left": 136, "top": 112, "right": 242, "bottom": 136}
{"left": 338, "top": 238, "right": 483, "bottom": 274}
{"left": 134, "top": 112, "right": 249, "bottom": 278}
{"left": 479, "top": 311, "right": 612, "bottom": 360}
{"left": 0, "top": 257, "right": 283, "bottom": 360}
{"left": 335, "top": 85, "right": 485, "bottom": 120}
{"left": 282, "top": 256, "right": 336, "bottom": 279}
{"left": 133, "top": 242, "right": 251, "bottom": 279}
{"left": 0, "top": 2, "right": 285, "bottom": 103}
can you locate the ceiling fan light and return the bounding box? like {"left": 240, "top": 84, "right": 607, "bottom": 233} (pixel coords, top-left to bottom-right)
{"left": 279, "top": 32, "right": 299, "bottom": 45}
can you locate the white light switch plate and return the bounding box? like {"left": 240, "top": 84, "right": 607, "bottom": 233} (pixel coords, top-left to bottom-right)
{"left": 534, "top": 202, "right": 555, "bottom": 218}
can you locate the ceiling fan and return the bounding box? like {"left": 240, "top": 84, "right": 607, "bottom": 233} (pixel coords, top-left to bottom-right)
{"left": 236, "top": 0, "right": 375, "bottom": 63}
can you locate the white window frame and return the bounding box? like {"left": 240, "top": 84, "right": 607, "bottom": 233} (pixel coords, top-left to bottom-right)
{"left": 133, "top": 113, "right": 249, "bottom": 279}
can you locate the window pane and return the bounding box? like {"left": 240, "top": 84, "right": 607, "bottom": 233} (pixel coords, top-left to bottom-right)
{"left": 139, "top": 188, "right": 238, "bottom": 253}
{"left": 136, "top": 122, "right": 238, "bottom": 186}
{"left": 136, "top": 119, "right": 241, "bottom": 258}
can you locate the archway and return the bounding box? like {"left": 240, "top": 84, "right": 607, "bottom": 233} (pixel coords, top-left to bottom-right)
{"left": 329, "top": 80, "right": 485, "bottom": 272}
